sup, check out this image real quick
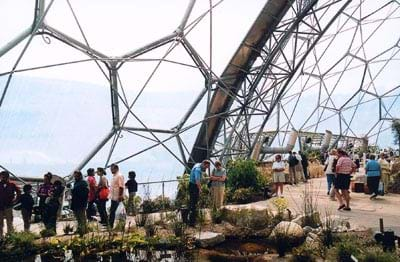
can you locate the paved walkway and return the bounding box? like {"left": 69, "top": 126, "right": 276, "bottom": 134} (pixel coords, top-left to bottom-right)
{"left": 235, "top": 176, "right": 400, "bottom": 234}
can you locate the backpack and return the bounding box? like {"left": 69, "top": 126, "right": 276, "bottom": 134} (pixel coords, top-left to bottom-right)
{"left": 98, "top": 187, "right": 110, "bottom": 200}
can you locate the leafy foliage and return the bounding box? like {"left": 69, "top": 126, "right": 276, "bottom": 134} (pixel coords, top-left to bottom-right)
{"left": 392, "top": 120, "right": 400, "bottom": 150}
{"left": 231, "top": 188, "right": 254, "bottom": 204}
{"left": 226, "top": 159, "right": 266, "bottom": 192}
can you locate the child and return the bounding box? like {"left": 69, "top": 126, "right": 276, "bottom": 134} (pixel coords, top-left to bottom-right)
{"left": 20, "top": 184, "right": 34, "bottom": 232}
{"left": 125, "top": 171, "right": 138, "bottom": 215}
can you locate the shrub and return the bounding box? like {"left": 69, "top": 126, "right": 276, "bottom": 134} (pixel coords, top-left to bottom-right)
{"left": 40, "top": 228, "right": 56, "bottom": 238}
{"left": 199, "top": 184, "right": 211, "bottom": 208}
{"left": 210, "top": 207, "right": 223, "bottom": 224}
{"left": 231, "top": 188, "right": 254, "bottom": 204}
{"left": 152, "top": 196, "right": 172, "bottom": 211}
{"left": 141, "top": 199, "right": 158, "bottom": 214}
{"left": 4, "top": 231, "right": 38, "bottom": 252}
{"left": 226, "top": 159, "right": 266, "bottom": 192}
{"left": 291, "top": 242, "right": 320, "bottom": 262}
{"left": 175, "top": 174, "right": 189, "bottom": 208}
{"left": 362, "top": 248, "right": 399, "bottom": 262}
{"left": 335, "top": 241, "right": 359, "bottom": 262}
{"left": 388, "top": 172, "right": 400, "bottom": 193}
{"left": 171, "top": 221, "right": 186, "bottom": 238}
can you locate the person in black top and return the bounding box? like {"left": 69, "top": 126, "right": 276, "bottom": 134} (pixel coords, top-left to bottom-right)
{"left": 71, "top": 171, "right": 89, "bottom": 236}
{"left": 125, "top": 171, "right": 138, "bottom": 215}
{"left": 20, "top": 184, "right": 34, "bottom": 232}
{"left": 299, "top": 151, "right": 309, "bottom": 181}
{"left": 288, "top": 152, "right": 299, "bottom": 185}
{"left": 43, "top": 180, "right": 64, "bottom": 234}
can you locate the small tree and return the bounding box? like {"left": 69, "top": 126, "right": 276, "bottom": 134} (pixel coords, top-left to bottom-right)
{"left": 392, "top": 120, "right": 400, "bottom": 151}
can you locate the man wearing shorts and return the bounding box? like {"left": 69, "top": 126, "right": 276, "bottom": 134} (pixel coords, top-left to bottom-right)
{"left": 335, "top": 149, "right": 356, "bottom": 211}
{"left": 272, "top": 154, "right": 286, "bottom": 197}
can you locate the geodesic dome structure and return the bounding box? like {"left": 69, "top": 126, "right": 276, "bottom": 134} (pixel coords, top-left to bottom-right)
{"left": 1, "top": 0, "right": 399, "bottom": 181}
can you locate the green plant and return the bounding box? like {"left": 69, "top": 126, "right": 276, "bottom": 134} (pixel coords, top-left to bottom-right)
{"left": 4, "top": 231, "right": 38, "bottom": 254}
{"left": 175, "top": 174, "right": 189, "bottom": 208}
{"left": 172, "top": 221, "right": 186, "bottom": 238}
{"left": 335, "top": 241, "right": 359, "bottom": 262}
{"left": 153, "top": 195, "right": 173, "bottom": 211}
{"left": 40, "top": 228, "right": 56, "bottom": 238}
{"left": 141, "top": 199, "right": 158, "bottom": 213}
{"left": 321, "top": 211, "right": 334, "bottom": 247}
{"left": 115, "top": 219, "right": 126, "bottom": 232}
{"left": 291, "top": 242, "right": 320, "bottom": 262}
{"left": 63, "top": 223, "right": 74, "bottom": 235}
{"left": 144, "top": 220, "right": 158, "bottom": 237}
{"left": 226, "top": 159, "right": 266, "bottom": 192}
{"left": 199, "top": 184, "right": 211, "bottom": 208}
{"left": 210, "top": 207, "right": 223, "bottom": 224}
{"left": 230, "top": 187, "right": 254, "bottom": 204}
{"left": 135, "top": 213, "right": 148, "bottom": 227}
{"left": 362, "top": 248, "right": 399, "bottom": 262}
{"left": 392, "top": 120, "right": 400, "bottom": 151}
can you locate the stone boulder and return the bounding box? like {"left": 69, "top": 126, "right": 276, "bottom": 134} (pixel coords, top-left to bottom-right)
{"left": 195, "top": 231, "right": 225, "bottom": 248}
{"left": 222, "top": 206, "right": 270, "bottom": 229}
{"left": 270, "top": 221, "right": 305, "bottom": 240}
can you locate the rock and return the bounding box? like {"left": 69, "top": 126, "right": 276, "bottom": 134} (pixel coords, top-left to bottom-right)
{"left": 222, "top": 206, "right": 270, "bottom": 229}
{"left": 305, "top": 236, "right": 314, "bottom": 244}
{"left": 308, "top": 232, "right": 319, "bottom": 240}
{"left": 270, "top": 221, "right": 305, "bottom": 240}
{"left": 195, "top": 231, "right": 225, "bottom": 248}
{"left": 291, "top": 215, "right": 304, "bottom": 226}
{"left": 303, "top": 226, "right": 313, "bottom": 234}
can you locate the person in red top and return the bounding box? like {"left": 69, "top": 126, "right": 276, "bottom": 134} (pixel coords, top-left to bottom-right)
{"left": 334, "top": 149, "right": 356, "bottom": 211}
{"left": 86, "top": 168, "right": 97, "bottom": 221}
{"left": 0, "top": 171, "right": 21, "bottom": 237}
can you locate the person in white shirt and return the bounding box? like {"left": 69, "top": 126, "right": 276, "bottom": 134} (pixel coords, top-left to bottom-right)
{"left": 272, "top": 154, "right": 286, "bottom": 197}
{"left": 109, "top": 163, "right": 125, "bottom": 228}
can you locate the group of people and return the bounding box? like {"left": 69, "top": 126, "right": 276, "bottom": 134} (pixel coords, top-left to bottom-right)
{"left": 188, "top": 160, "right": 227, "bottom": 227}
{"left": 0, "top": 163, "right": 139, "bottom": 237}
{"left": 272, "top": 151, "right": 309, "bottom": 197}
{"left": 324, "top": 149, "right": 392, "bottom": 211}
{"left": 68, "top": 164, "right": 138, "bottom": 235}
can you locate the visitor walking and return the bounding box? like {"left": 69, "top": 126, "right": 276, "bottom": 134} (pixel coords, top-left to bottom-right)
{"left": 96, "top": 167, "right": 109, "bottom": 226}
{"left": 378, "top": 153, "right": 390, "bottom": 194}
{"left": 325, "top": 149, "right": 337, "bottom": 199}
{"left": 37, "top": 172, "right": 54, "bottom": 220}
{"left": 299, "top": 151, "right": 309, "bottom": 181}
{"left": 43, "top": 180, "right": 64, "bottom": 234}
{"left": 71, "top": 171, "right": 89, "bottom": 236}
{"left": 288, "top": 152, "right": 298, "bottom": 185}
{"left": 188, "top": 160, "right": 210, "bottom": 226}
{"left": 210, "top": 160, "right": 226, "bottom": 209}
{"left": 365, "top": 155, "right": 381, "bottom": 199}
{"left": 109, "top": 163, "right": 125, "bottom": 229}
{"left": 335, "top": 149, "right": 356, "bottom": 211}
{"left": 86, "top": 168, "right": 97, "bottom": 221}
{"left": 272, "top": 154, "right": 286, "bottom": 197}
{"left": 294, "top": 152, "right": 305, "bottom": 182}
{"left": 125, "top": 171, "right": 138, "bottom": 215}
{"left": 20, "top": 184, "right": 34, "bottom": 232}
{"left": 353, "top": 154, "right": 361, "bottom": 172}
{"left": 0, "top": 171, "right": 21, "bottom": 237}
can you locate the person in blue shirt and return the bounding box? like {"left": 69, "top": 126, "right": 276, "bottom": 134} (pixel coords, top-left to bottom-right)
{"left": 365, "top": 154, "right": 381, "bottom": 199}
{"left": 188, "top": 160, "right": 210, "bottom": 226}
